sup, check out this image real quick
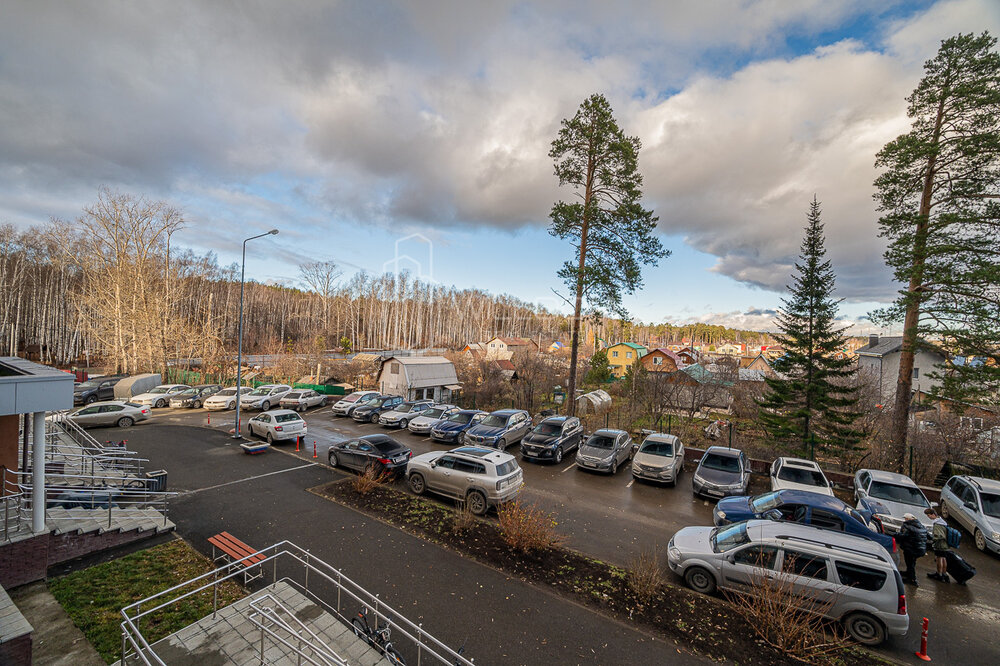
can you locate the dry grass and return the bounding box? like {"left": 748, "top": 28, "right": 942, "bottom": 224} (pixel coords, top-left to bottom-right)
{"left": 351, "top": 465, "right": 388, "bottom": 495}
{"left": 451, "top": 499, "right": 478, "bottom": 535}
{"left": 497, "top": 498, "right": 566, "bottom": 553}
{"left": 627, "top": 547, "right": 663, "bottom": 603}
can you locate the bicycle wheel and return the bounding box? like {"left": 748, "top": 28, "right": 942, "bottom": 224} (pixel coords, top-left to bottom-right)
{"left": 384, "top": 645, "right": 407, "bottom": 665}
{"left": 352, "top": 617, "right": 370, "bottom": 644}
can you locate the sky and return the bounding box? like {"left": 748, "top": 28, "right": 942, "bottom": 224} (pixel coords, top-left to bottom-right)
{"left": 2, "top": 0, "right": 999, "bottom": 334}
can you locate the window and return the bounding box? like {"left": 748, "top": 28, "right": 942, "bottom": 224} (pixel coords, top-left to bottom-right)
{"left": 99, "top": 405, "right": 123, "bottom": 413}
{"left": 960, "top": 416, "right": 984, "bottom": 430}
{"left": 495, "top": 460, "right": 517, "bottom": 476}
{"left": 436, "top": 456, "right": 456, "bottom": 469}
{"left": 732, "top": 545, "right": 779, "bottom": 569}
{"left": 77, "top": 406, "right": 100, "bottom": 415}
{"left": 835, "top": 562, "right": 887, "bottom": 591}
{"left": 653, "top": 357, "right": 662, "bottom": 365}
{"left": 626, "top": 351, "right": 632, "bottom": 359}
{"left": 810, "top": 510, "right": 845, "bottom": 531}
{"left": 454, "top": 459, "right": 486, "bottom": 474}
{"left": 781, "top": 550, "right": 828, "bottom": 580}
{"left": 913, "top": 367, "right": 920, "bottom": 379}
{"left": 612, "top": 351, "right": 619, "bottom": 358}
{"left": 391, "top": 363, "right": 400, "bottom": 375}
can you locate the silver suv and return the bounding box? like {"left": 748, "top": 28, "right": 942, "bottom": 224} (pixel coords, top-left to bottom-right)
{"left": 406, "top": 446, "right": 524, "bottom": 515}
{"left": 941, "top": 475, "right": 1000, "bottom": 553}
{"left": 667, "top": 520, "right": 908, "bottom": 646}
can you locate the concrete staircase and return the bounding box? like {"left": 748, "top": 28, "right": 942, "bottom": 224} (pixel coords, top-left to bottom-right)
{"left": 46, "top": 506, "right": 175, "bottom": 537}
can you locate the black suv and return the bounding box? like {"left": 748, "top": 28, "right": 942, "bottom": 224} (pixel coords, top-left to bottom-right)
{"left": 73, "top": 375, "right": 128, "bottom": 405}
{"left": 520, "top": 416, "right": 583, "bottom": 464}
{"left": 351, "top": 395, "right": 404, "bottom": 423}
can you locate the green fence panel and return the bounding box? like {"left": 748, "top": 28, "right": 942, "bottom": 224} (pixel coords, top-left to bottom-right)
{"left": 292, "top": 383, "right": 347, "bottom": 396}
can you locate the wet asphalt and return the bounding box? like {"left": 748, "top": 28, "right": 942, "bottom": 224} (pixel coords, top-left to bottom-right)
{"left": 110, "top": 406, "right": 1000, "bottom": 665}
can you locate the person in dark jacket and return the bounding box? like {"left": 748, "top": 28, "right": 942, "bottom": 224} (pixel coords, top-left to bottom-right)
{"left": 897, "top": 513, "right": 927, "bottom": 585}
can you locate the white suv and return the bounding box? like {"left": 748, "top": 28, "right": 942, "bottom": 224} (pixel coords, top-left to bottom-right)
{"left": 406, "top": 446, "right": 523, "bottom": 516}
{"left": 667, "top": 520, "right": 908, "bottom": 646}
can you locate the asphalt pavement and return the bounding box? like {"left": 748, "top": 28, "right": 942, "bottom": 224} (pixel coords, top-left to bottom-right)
{"left": 123, "top": 406, "right": 1000, "bottom": 664}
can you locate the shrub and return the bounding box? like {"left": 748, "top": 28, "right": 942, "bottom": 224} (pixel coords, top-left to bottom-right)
{"left": 351, "top": 465, "right": 388, "bottom": 495}
{"left": 451, "top": 499, "right": 478, "bottom": 535}
{"left": 497, "top": 499, "right": 565, "bottom": 553}
{"left": 627, "top": 547, "right": 662, "bottom": 603}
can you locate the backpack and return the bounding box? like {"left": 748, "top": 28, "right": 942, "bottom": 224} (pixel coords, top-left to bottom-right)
{"left": 946, "top": 525, "right": 962, "bottom": 549}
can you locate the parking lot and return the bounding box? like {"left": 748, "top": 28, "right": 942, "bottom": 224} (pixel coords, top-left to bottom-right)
{"left": 122, "top": 404, "right": 1000, "bottom": 664}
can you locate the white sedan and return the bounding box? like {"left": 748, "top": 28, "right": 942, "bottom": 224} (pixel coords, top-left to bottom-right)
{"left": 247, "top": 409, "right": 307, "bottom": 443}
{"left": 203, "top": 386, "right": 254, "bottom": 411}
{"left": 131, "top": 384, "right": 192, "bottom": 408}
{"left": 279, "top": 389, "right": 329, "bottom": 412}
{"left": 770, "top": 457, "right": 834, "bottom": 497}
{"left": 241, "top": 384, "right": 293, "bottom": 411}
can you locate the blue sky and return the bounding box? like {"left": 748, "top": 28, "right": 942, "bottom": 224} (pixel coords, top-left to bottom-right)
{"left": 2, "top": 0, "right": 997, "bottom": 333}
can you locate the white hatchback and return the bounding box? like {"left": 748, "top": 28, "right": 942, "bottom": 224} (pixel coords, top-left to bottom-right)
{"left": 248, "top": 409, "right": 307, "bottom": 443}
{"left": 770, "top": 457, "right": 834, "bottom": 497}
{"left": 203, "top": 386, "right": 253, "bottom": 411}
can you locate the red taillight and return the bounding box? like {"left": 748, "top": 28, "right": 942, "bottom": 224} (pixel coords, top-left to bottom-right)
{"left": 891, "top": 537, "right": 897, "bottom": 553}
{"left": 898, "top": 593, "right": 906, "bottom": 615}
{"left": 408, "top": 451, "right": 412, "bottom": 457}
{"left": 275, "top": 426, "right": 283, "bottom": 431}
{"left": 377, "top": 458, "right": 391, "bottom": 464}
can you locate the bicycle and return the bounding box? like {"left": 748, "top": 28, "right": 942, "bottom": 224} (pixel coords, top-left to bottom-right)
{"left": 351, "top": 607, "right": 406, "bottom": 665}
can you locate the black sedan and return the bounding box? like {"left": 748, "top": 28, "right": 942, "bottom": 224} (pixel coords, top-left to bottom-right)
{"left": 520, "top": 416, "right": 583, "bottom": 463}
{"left": 328, "top": 434, "right": 412, "bottom": 478}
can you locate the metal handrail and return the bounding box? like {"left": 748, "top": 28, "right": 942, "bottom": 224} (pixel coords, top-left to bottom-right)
{"left": 119, "top": 541, "right": 474, "bottom": 666}
{"left": 245, "top": 593, "right": 348, "bottom": 666}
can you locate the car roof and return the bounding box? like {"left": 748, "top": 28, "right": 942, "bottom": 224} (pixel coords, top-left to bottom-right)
{"left": 540, "top": 415, "right": 572, "bottom": 424}
{"left": 770, "top": 489, "right": 851, "bottom": 511}
{"left": 591, "top": 428, "right": 626, "bottom": 436}
{"left": 777, "top": 457, "right": 821, "bottom": 471}
{"left": 965, "top": 475, "right": 1000, "bottom": 492}
{"left": 267, "top": 409, "right": 301, "bottom": 416}
{"left": 449, "top": 446, "right": 515, "bottom": 463}
{"left": 360, "top": 434, "right": 400, "bottom": 445}
{"left": 704, "top": 445, "right": 741, "bottom": 456}
{"left": 193, "top": 384, "right": 219, "bottom": 389}
{"left": 745, "top": 520, "right": 892, "bottom": 562}
{"left": 862, "top": 469, "right": 917, "bottom": 485}
{"left": 86, "top": 400, "right": 131, "bottom": 406}
{"left": 490, "top": 409, "right": 526, "bottom": 416}
{"left": 643, "top": 433, "right": 679, "bottom": 443}
{"left": 456, "top": 409, "right": 486, "bottom": 415}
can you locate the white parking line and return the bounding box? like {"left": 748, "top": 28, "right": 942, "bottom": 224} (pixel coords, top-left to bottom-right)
{"left": 626, "top": 478, "right": 635, "bottom": 488}
{"left": 561, "top": 463, "right": 576, "bottom": 473}
{"left": 421, "top": 437, "right": 431, "bottom": 441}
{"left": 181, "top": 463, "right": 319, "bottom": 496}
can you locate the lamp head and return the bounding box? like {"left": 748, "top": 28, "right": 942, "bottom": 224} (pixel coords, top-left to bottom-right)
{"left": 268, "top": 229, "right": 279, "bottom": 235}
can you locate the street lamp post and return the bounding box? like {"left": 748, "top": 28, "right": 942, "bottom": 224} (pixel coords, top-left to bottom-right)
{"left": 234, "top": 229, "right": 279, "bottom": 439}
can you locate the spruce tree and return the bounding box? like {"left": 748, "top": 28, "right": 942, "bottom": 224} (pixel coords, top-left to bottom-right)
{"left": 758, "top": 198, "right": 861, "bottom": 458}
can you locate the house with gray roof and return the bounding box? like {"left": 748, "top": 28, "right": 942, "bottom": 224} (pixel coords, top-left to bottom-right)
{"left": 856, "top": 334, "right": 947, "bottom": 404}
{"left": 376, "top": 356, "right": 461, "bottom": 402}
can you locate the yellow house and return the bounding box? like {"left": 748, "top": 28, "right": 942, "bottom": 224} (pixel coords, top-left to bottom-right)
{"left": 606, "top": 342, "right": 648, "bottom": 378}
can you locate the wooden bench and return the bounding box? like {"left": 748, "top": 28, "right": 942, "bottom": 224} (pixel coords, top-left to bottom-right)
{"left": 209, "top": 531, "right": 265, "bottom": 583}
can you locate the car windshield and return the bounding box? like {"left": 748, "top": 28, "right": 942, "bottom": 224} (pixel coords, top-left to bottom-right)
{"left": 702, "top": 453, "right": 740, "bottom": 473}
{"left": 422, "top": 408, "right": 446, "bottom": 418}
{"left": 216, "top": 389, "right": 237, "bottom": 397}
{"left": 532, "top": 422, "right": 562, "bottom": 436}
{"left": 481, "top": 414, "right": 508, "bottom": 427}
{"left": 868, "top": 481, "right": 929, "bottom": 507}
{"left": 639, "top": 440, "right": 674, "bottom": 457}
{"left": 750, "top": 492, "right": 783, "bottom": 513}
{"left": 148, "top": 387, "right": 169, "bottom": 394}
{"left": 396, "top": 404, "right": 415, "bottom": 413}
{"left": 285, "top": 392, "right": 302, "bottom": 399}
{"left": 777, "top": 466, "right": 826, "bottom": 487}
{"left": 76, "top": 380, "right": 103, "bottom": 389}
{"left": 585, "top": 435, "right": 615, "bottom": 449}
{"left": 447, "top": 413, "right": 474, "bottom": 424}
{"left": 342, "top": 394, "right": 361, "bottom": 403}
{"left": 710, "top": 523, "right": 751, "bottom": 553}
{"left": 274, "top": 413, "right": 302, "bottom": 423}
{"left": 249, "top": 387, "right": 271, "bottom": 396}
{"left": 124, "top": 402, "right": 142, "bottom": 408}
{"left": 979, "top": 492, "right": 1000, "bottom": 518}
{"left": 174, "top": 389, "right": 197, "bottom": 398}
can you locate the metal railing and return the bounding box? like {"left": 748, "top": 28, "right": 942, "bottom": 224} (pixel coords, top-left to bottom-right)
{"left": 245, "top": 593, "right": 349, "bottom": 666}
{"left": 0, "top": 490, "right": 29, "bottom": 541}
{"left": 120, "top": 541, "right": 474, "bottom": 666}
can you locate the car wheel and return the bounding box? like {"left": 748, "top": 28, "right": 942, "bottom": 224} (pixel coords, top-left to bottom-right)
{"left": 228, "top": 401, "right": 235, "bottom": 410}
{"left": 843, "top": 612, "right": 886, "bottom": 646}
{"left": 194, "top": 400, "right": 202, "bottom": 409}
{"left": 116, "top": 417, "right": 133, "bottom": 428}
{"left": 330, "top": 452, "right": 340, "bottom": 468}
{"left": 370, "top": 412, "right": 379, "bottom": 424}
{"left": 467, "top": 490, "right": 488, "bottom": 516}
{"left": 408, "top": 473, "right": 426, "bottom": 495}
{"left": 399, "top": 419, "right": 408, "bottom": 429}
{"left": 320, "top": 398, "right": 328, "bottom": 407}
{"left": 155, "top": 399, "right": 166, "bottom": 408}
{"left": 554, "top": 447, "right": 563, "bottom": 464}
{"left": 975, "top": 528, "right": 987, "bottom": 551}
{"left": 86, "top": 395, "right": 97, "bottom": 404}
{"left": 684, "top": 566, "right": 716, "bottom": 594}
{"left": 497, "top": 438, "right": 506, "bottom": 449}
{"left": 941, "top": 502, "right": 950, "bottom": 519}
{"left": 261, "top": 400, "right": 270, "bottom": 411}
{"left": 266, "top": 432, "right": 274, "bottom": 444}
{"left": 611, "top": 457, "right": 619, "bottom": 475}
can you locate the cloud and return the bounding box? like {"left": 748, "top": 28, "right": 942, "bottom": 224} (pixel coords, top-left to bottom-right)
{"left": 674, "top": 308, "right": 880, "bottom": 334}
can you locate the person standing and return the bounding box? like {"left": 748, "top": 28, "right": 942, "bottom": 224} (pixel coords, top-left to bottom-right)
{"left": 897, "top": 513, "right": 927, "bottom": 585}
{"left": 925, "top": 507, "right": 950, "bottom": 582}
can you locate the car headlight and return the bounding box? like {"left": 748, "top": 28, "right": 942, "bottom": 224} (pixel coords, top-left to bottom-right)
{"left": 668, "top": 546, "right": 681, "bottom": 561}
{"left": 992, "top": 531, "right": 1000, "bottom": 541}
{"left": 716, "top": 510, "right": 726, "bottom": 521}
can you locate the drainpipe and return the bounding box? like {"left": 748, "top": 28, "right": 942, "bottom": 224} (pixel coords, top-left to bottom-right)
{"left": 32, "top": 411, "right": 45, "bottom": 533}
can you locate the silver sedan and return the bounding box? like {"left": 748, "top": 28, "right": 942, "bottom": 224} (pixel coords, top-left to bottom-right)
{"left": 278, "top": 389, "right": 329, "bottom": 412}
{"left": 68, "top": 401, "right": 151, "bottom": 428}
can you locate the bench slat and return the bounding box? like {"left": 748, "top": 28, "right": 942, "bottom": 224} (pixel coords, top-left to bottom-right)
{"left": 209, "top": 532, "right": 264, "bottom": 567}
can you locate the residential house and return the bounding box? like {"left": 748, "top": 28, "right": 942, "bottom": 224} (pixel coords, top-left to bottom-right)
{"left": 762, "top": 346, "right": 785, "bottom": 360}
{"left": 855, "top": 335, "right": 947, "bottom": 404}
{"left": 461, "top": 342, "right": 487, "bottom": 357}
{"left": 377, "top": 356, "right": 461, "bottom": 402}
{"left": 492, "top": 358, "right": 518, "bottom": 380}
{"left": 607, "top": 342, "right": 648, "bottom": 378}
{"left": 746, "top": 353, "right": 778, "bottom": 378}
{"left": 675, "top": 347, "right": 699, "bottom": 366}
{"left": 715, "top": 343, "right": 744, "bottom": 357}
{"left": 484, "top": 336, "right": 538, "bottom": 359}
{"left": 547, "top": 341, "right": 567, "bottom": 353}
{"left": 640, "top": 349, "right": 681, "bottom": 373}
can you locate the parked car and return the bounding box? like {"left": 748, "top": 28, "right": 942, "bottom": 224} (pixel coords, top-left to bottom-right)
{"left": 203, "top": 386, "right": 253, "bottom": 411}
{"left": 854, "top": 469, "right": 934, "bottom": 534}
{"left": 576, "top": 429, "right": 633, "bottom": 474}
{"left": 279, "top": 389, "right": 329, "bottom": 412}
{"left": 241, "top": 384, "right": 293, "bottom": 411}
{"left": 331, "top": 391, "right": 381, "bottom": 417}
{"left": 667, "top": 519, "right": 907, "bottom": 646}
{"left": 350, "top": 395, "right": 403, "bottom": 423}
{"left": 631, "top": 433, "right": 685, "bottom": 485}
{"left": 692, "top": 446, "right": 750, "bottom": 499}
{"left": 247, "top": 409, "right": 307, "bottom": 443}
{"left": 328, "top": 434, "right": 412, "bottom": 478}
{"left": 520, "top": 416, "right": 583, "bottom": 464}
{"left": 73, "top": 374, "right": 127, "bottom": 405}
{"left": 131, "top": 384, "right": 192, "bottom": 408}
{"left": 169, "top": 384, "right": 223, "bottom": 408}
{"left": 429, "top": 409, "right": 487, "bottom": 444}
{"left": 68, "top": 401, "right": 150, "bottom": 428}
{"left": 379, "top": 400, "right": 434, "bottom": 428}
{"left": 406, "top": 446, "right": 523, "bottom": 515}
{"left": 462, "top": 409, "right": 532, "bottom": 448}
{"left": 407, "top": 404, "right": 459, "bottom": 435}
{"left": 714, "top": 489, "right": 896, "bottom": 555}
{"left": 770, "top": 457, "right": 834, "bottom": 497}
{"left": 940, "top": 475, "right": 1000, "bottom": 553}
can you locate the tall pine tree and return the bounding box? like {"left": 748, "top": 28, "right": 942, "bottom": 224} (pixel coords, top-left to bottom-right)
{"left": 758, "top": 198, "right": 860, "bottom": 459}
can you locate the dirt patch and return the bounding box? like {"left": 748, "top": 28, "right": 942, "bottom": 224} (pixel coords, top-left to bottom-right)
{"left": 311, "top": 480, "right": 879, "bottom": 665}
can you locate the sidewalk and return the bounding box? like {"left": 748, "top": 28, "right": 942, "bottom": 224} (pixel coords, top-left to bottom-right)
{"left": 9, "top": 581, "right": 104, "bottom": 666}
